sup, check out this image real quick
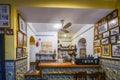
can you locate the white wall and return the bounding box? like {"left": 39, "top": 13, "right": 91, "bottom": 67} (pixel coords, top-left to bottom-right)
{"left": 27, "top": 24, "right": 36, "bottom": 70}
{"left": 71, "top": 24, "right": 94, "bottom": 57}
{"left": 36, "top": 32, "right": 58, "bottom": 53}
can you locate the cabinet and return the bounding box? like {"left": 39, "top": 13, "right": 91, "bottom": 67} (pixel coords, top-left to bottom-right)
{"left": 36, "top": 53, "right": 56, "bottom": 64}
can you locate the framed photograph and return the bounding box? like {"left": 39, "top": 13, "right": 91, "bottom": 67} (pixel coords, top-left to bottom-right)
{"left": 103, "top": 31, "right": 110, "bottom": 38}
{"left": 0, "top": 4, "right": 10, "bottom": 28}
{"left": 0, "top": 28, "right": 5, "bottom": 34}
{"left": 112, "top": 9, "right": 118, "bottom": 18}
{"left": 94, "top": 40, "right": 100, "bottom": 46}
{"left": 98, "top": 23, "right": 108, "bottom": 34}
{"left": 6, "top": 29, "right": 13, "bottom": 35}
{"left": 22, "top": 48, "right": 26, "bottom": 57}
{"left": 102, "top": 44, "right": 110, "bottom": 56}
{"left": 101, "top": 38, "right": 109, "bottom": 45}
{"left": 94, "top": 47, "right": 101, "bottom": 56}
{"left": 98, "top": 34, "right": 103, "bottom": 39}
{"left": 23, "top": 35, "right": 27, "bottom": 46}
{"left": 112, "top": 44, "right": 120, "bottom": 57}
{"left": 108, "top": 17, "right": 118, "bottom": 29}
{"left": 94, "top": 26, "right": 98, "bottom": 36}
{"left": 117, "top": 34, "right": 120, "bottom": 43}
{"left": 18, "top": 14, "right": 27, "bottom": 34}
{"left": 110, "top": 35, "right": 116, "bottom": 44}
{"left": 94, "top": 36, "right": 98, "bottom": 40}
{"left": 17, "top": 31, "right": 23, "bottom": 47}
{"left": 16, "top": 47, "right": 22, "bottom": 59}
{"left": 110, "top": 27, "right": 119, "bottom": 35}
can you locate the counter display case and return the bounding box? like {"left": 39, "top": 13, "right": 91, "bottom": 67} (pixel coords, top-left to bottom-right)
{"left": 39, "top": 62, "right": 100, "bottom": 80}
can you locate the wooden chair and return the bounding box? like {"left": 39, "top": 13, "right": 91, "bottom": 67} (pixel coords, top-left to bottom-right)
{"left": 90, "top": 71, "right": 106, "bottom": 80}
{"left": 75, "top": 72, "right": 88, "bottom": 80}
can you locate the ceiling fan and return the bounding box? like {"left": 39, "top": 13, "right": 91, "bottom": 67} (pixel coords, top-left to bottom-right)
{"left": 60, "top": 20, "right": 72, "bottom": 33}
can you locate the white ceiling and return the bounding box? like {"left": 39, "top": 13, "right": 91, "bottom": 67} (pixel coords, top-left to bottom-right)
{"left": 17, "top": 7, "right": 112, "bottom": 38}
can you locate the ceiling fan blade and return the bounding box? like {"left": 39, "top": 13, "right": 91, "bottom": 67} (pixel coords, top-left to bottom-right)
{"left": 63, "top": 22, "right": 72, "bottom": 29}
{"left": 63, "top": 29, "right": 69, "bottom": 33}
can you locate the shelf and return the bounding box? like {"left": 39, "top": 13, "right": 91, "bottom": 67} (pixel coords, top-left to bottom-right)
{"left": 43, "top": 72, "right": 75, "bottom": 75}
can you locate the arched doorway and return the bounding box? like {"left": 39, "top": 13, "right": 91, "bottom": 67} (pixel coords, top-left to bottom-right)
{"left": 29, "top": 36, "right": 35, "bottom": 62}
{"left": 78, "top": 38, "right": 86, "bottom": 58}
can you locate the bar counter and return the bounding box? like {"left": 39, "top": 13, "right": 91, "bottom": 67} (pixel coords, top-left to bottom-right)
{"left": 39, "top": 62, "right": 100, "bottom": 80}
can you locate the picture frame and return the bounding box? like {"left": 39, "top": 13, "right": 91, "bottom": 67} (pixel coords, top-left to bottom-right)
{"left": 110, "top": 35, "right": 116, "bottom": 44}
{"left": 108, "top": 17, "right": 118, "bottom": 29}
{"left": 94, "top": 36, "right": 98, "bottom": 40}
{"left": 94, "top": 26, "right": 98, "bottom": 36}
{"left": 112, "top": 44, "right": 120, "bottom": 57}
{"left": 16, "top": 47, "right": 22, "bottom": 59}
{"left": 117, "top": 34, "right": 120, "bottom": 43}
{"left": 102, "top": 44, "right": 110, "bottom": 56}
{"left": 18, "top": 14, "right": 27, "bottom": 34}
{"left": 94, "top": 40, "right": 100, "bottom": 46}
{"left": 98, "top": 34, "right": 103, "bottom": 39}
{"left": 110, "top": 27, "right": 119, "bottom": 36}
{"left": 0, "top": 4, "right": 10, "bottom": 28}
{"left": 98, "top": 23, "right": 108, "bottom": 34}
{"left": 103, "top": 31, "right": 110, "bottom": 38}
{"left": 6, "top": 29, "right": 13, "bottom": 35}
{"left": 94, "top": 47, "right": 101, "bottom": 56}
{"left": 22, "top": 48, "right": 26, "bottom": 57}
{"left": 112, "top": 9, "right": 118, "bottom": 18}
{"left": 23, "top": 35, "right": 27, "bottom": 46}
{"left": 17, "top": 31, "right": 23, "bottom": 47}
{"left": 101, "top": 38, "right": 109, "bottom": 45}
{"left": 0, "top": 28, "right": 5, "bottom": 34}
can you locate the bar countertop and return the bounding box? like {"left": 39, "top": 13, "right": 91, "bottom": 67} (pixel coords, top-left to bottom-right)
{"left": 39, "top": 62, "right": 100, "bottom": 68}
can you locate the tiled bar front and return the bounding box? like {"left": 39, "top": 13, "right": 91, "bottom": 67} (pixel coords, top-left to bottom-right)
{"left": 40, "top": 62, "right": 100, "bottom": 80}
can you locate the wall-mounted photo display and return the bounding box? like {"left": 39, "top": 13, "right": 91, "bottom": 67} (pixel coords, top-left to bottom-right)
{"left": 0, "top": 28, "right": 5, "bottom": 34}
{"left": 17, "top": 31, "right": 23, "bottom": 47}
{"left": 110, "top": 27, "right": 119, "bottom": 35}
{"left": 6, "top": 29, "right": 13, "bottom": 35}
{"left": 98, "top": 23, "right": 108, "bottom": 34}
{"left": 103, "top": 31, "right": 110, "bottom": 38}
{"left": 18, "top": 14, "right": 27, "bottom": 34}
{"left": 108, "top": 17, "right": 118, "bottom": 29}
{"left": 23, "top": 35, "right": 27, "bottom": 46}
{"left": 102, "top": 44, "right": 110, "bottom": 56}
{"left": 16, "top": 47, "right": 22, "bottom": 59}
{"left": 112, "top": 44, "right": 120, "bottom": 57}
{"left": 117, "top": 34, "right": 120, "bottom": 43}
{"left": 101, "top": 38, "right": 109, "bottom": 45}
{"left": 94, "top": 40, "right": 101, "bottom": 46}
{"left": 110, "top": 35, "right": 116, "bottom": 44}
{"left": 0, "top": 4, "right": 10, "bottom": 28}
{"left": 94, "top": 47, "right": 101, "bottom": 56}
{"left": 22, "top": 48, "right": 26, "bottom": 57}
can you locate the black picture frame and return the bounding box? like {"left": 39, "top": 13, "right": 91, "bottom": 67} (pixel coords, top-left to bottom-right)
{"left": 112, "top": 44, "right": 120, "bottom": 57}
{"left": 0, "top": 4, "right": 10, "bottom": 28}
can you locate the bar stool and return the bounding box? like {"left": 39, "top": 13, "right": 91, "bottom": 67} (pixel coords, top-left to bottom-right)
{"left": 91, "top": 71, "right": 106, "bottom": 80}
{"left": 75, "top": 72, "right": 88, "bottom": 80}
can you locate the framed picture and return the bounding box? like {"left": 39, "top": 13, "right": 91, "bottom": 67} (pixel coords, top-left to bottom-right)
{"left": 18, "top": 14, "right": 27, "bottom": 34}
{"left": 0, "top": 4, "right": 10, "bottom": 28}
{"left": 110, "top": 27, "right": 119, "bottom": 35}
{"left": 94, "top": 47, "right": 101, "bottom": 56}
{"left": 108, "top": 17, "right": 118, "bottom": 29}
{"left": 94, "top": 36, "right": 98, "bottom": 40}
{"left": 94, "top": 26, "right": 98, "bottom": 36}
{"left": 102, "top": 44, "right": 110, "bottom": 56}
{"left": 23, "top": 35, "right": 27, "bottom": 46}
{"left": 98, "top": 34, "right": 103, "bottom": 39}
{"left": 117, "top": 34, "right": 120, "bottom": 43}
{"left": 98, "top": 23, "right": 108, "bottom": 34}
{"left": 110, "top": 35, "right": 116, "bottom": 44}
{"left": 94, "top": 40, "right": 100, "bottom": 46}
{"left": 103, "top": 31, "right": 110, "bottom": 38}
{"left": 0, "top": 28, "right": 5, "bottom": 34}
{"left": 16, "top": 47, "right": 22, "bottom": 59}
{"left": 112, "top": 9, "right": 118, "bottom": 18}
{"left": 112, "top": 44, "right": 120, "bottom": 57}
{"left": 6, "top": 29, "right": 13, "bottom": 35}
{"left": 101, "top": 38, "right": 109, "bottom": 45}
{"left": 22, "top": 48, "right": 26, "bottom": 57}
{"left": 17, "top": 31, "right": 23, "bottom": 47}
